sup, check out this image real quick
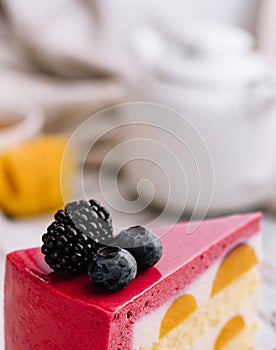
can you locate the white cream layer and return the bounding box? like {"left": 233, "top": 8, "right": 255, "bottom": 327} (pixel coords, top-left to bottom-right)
{"left": 132, "top": 233, "right": 262, "bottom": 349}
{"left": 192, "top": 293, "right": 258, "bottom": 350}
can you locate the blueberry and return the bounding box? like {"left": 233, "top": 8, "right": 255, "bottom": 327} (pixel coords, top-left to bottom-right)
{"left": 88, "top": 246, "right": 137, "bottom": 291}
{"left": 114, "top": 226, "right": 163, "bottom": 272}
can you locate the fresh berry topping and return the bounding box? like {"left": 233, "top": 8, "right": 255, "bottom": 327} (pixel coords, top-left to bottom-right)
{"left": 41, "top": 222, "right": 96, "bottom": 273}
{"left": 114, "top": 226, "right": 163, "bottom": 271}
{"left": 88, "top": 246, "right": 137, "bottom": 291}
{"left": 41, "top": 199, "right": 113, "bottom": 272}
{"left": 65, "top": 199, "right": 113, "bottom": 244}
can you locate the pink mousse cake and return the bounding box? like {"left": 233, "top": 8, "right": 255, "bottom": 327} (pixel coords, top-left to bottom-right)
{"left": 5, "top": 212, "right": 262, "bottom": 350}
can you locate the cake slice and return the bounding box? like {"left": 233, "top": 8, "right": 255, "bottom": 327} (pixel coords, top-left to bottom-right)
{"left": 4, "top": 212, "right": 262, "bottom": 350}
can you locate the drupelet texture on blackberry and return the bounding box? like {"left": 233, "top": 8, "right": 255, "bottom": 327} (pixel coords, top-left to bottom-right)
{"left": 65, "top": 199, "right": 113, "bottom": 244}
{"left": 41, "top": 199, "right": 113, "bottom": 273}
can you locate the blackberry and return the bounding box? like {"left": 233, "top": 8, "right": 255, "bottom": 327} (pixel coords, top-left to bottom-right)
{"left": 88, "top": 246, "right": 137, "bottom": 291}
{"left": 114, "top": 226, "right": 163, "bottom": 271}
{"left": 41, "top": 199, "right": 113, "bottom": 272}
{"left": 65, "top": 199, "right": 113, "bottom": 245}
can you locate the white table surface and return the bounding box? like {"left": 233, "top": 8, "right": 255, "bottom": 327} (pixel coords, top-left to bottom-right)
{"left": 0, "top": 186, "right": 276, "bottom": 348}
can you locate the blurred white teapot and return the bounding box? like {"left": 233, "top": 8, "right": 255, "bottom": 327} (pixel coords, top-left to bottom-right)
{"left": 124, "top": 22, "right": 276, "bottom": 214}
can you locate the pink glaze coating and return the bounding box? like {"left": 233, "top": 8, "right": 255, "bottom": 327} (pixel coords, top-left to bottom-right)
{"left": 5, "top": 212, "right": 261, "bottom": 350}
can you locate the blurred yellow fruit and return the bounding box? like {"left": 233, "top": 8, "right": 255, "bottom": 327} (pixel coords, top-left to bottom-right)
{"left": 0, "top": 135, "right": 75, "bottom": 217}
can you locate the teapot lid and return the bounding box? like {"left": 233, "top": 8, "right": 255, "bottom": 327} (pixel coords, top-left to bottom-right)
{"left": 132, "top": 22, "right": 268, "bottom": 87}
{"left": 154, "top": 51, "right": 267, "bottom": 87}
{"left": 167, "top": 22, "right": 255, "bottom": 57}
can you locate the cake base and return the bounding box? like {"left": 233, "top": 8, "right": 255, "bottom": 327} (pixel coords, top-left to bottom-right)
{"left": 138, "top": 268, "right": 260, "bottom": 350}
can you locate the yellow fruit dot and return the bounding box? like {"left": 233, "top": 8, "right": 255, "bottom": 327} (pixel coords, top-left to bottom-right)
{"left": 0, "top": 135, "right": 75, "bottom": 217}
{"left": 211, "top": 244, "right": 257, "bottom": 297}
{"left": 159, "top": 294, "right": 197, "bottom": 339}
{"left": 214, "top": 315, "right": 245, "bottom": 350}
